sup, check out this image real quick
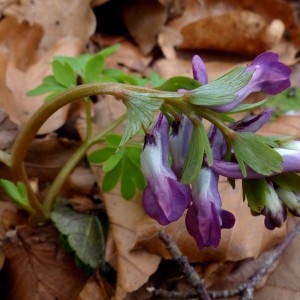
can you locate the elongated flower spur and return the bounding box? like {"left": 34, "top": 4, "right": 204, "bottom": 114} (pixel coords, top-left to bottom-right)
{"left": 140, "top": 51, "right": 294, "bottom": 248}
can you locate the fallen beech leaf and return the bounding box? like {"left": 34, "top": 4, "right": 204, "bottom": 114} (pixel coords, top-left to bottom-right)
{"left": 121, "top": 0, "right": 167, "bottom": 55}
{"left": 9, "top": 0, "right": 96, "bottom": 51}
{"left": 105, "top": 40, "right": 152, "bottom": 75}
{"left": 254, "top": 219, "right": 300, "bottom": 299}
{"left": 180, "top": 10, "right": 284, "bottom": 55}
{"left": 3, "top": 225, "right": 87, "bottom": 300}
{"left": 0, "top": 111, "right": 18, "bottom": 150}
{"left": 0, "top": 201, "right": 27, "bottom": 239}
{"left": 77, "top": 271, "right": 114, "bottom": 300}
{"left": 51, "top": 201, "right": 106, "bottom": 269}
{"left": 103, "top": 189, "right": 161, "bottom": 299}
{"left": 24, "top": 134, "right": 79, "bottom": 185}
{"left": 5, "top": 36, "right": 83, "bottom": 134}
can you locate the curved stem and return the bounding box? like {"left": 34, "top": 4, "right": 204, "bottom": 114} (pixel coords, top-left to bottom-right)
{"left": 42, "top": 113, "right": 127, "bottom": 218}
{"left": 83, "top": 97, "right": 93, "bottom": 142}
{"left": 9, "top": 83, "right": 181, "bottom": 221}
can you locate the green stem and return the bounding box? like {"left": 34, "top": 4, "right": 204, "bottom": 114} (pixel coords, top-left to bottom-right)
{"left": 9, "top": 83, "right": 180, "bottom": 221}
{"left": 43, "top": 113, "right": 127, "bottom": 217}
{"left": 83, "top": 97, "right": 93, "bottom": 142}
{"left": 166, "top": 99, "right": 233, "bottom": 137}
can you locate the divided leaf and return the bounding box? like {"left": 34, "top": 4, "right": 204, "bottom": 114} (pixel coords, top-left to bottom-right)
{"left": 120, "top": 93, "right": 163, "bottom": 146}
{"left": 180, "top": 122, "right": 212, "bottom": 184}
{"left": 26, "top": 75, "right": 65, "bottom": 97}
{"left": 231, "top": 132, "right": 283, "bottom": 177}
{"left": 189, "top": 66, "right": 253, "bottom": 106}
{"left": 155, "top": 76, "right": 201, "bottom": 92}
{"left": 88, "top": 136, "right": 145, "bottom": 200}
{"left": 52, "top": 61, "right": 77, "bottom": 88}
{"left": 242, "top": 178, "right": 267, "bottom": 213}
{"left": 264, "top": 87, "right": 300, "bottom": 119}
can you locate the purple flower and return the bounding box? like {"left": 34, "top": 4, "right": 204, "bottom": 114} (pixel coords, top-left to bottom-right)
{"left": 192, "top": 55, "right": 208, "bottom": 84}
{"left": 140, "top": 113, "right": 191, "bottom": 225}
{"left": 212, "top": 52, "right": 291, "bottom": 112}
{"left": 185, "top": 168, "right": 235, "bottom": 248}
{"left": 169, "top": 114, "right": 193, "bottom": 179}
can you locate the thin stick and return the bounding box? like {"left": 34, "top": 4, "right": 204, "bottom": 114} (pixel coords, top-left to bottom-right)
{"left": 159, "top": 230, "right": 211, "bottom": 300}
{"left": 154, "top": 222, "right": 300, "bottom": 299}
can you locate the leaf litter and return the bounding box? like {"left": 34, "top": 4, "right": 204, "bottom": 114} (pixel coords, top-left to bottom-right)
{"left": 0, "top": 0, "right": 300, "bottom": 299}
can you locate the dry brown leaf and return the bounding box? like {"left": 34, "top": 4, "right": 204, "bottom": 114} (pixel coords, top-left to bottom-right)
{"left": 0, "top": 201, "right": 27, "bottom": 239}
{"left": 0, "top": 13, "right": 87, "bottom": 134}
{"left": 91, "top": 0, "right": 111, "bottom": 8}
{"left": 77, "top": 271, "right": 114, "bottom": 300}
{"left": 105, "top": 40, "right": 152, "bottom": 75}
{"left": 165, "top": 0, "right": 299, "bottom": 58}
{"left": 254, "top": 219, "right": 300, "bottom": 299}
{"left": 0, "top": 111, "right": 18, "bottom": 150}
{"left": 5, "top": 0, "right": 96, "bottom": 51}
{"left": 121, "top": 0, "right": 167, "bottom": 55}
{"left": 103, "top": 189, "right": 161, "bottom": 300}
{"left": 3, "top": 225, "right": 87, "bottom": 300}
{"left": 25, "top": 134, "right": 79, "bottom": 186}
{"left": 6, "top": 37, "right": 83, "bottom": 134}
{"left": 180, "top": 10, "right": 284, "bottom": 55}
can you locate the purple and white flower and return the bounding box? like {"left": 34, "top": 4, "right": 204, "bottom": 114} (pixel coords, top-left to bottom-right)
{"left": 140, "top": 113, "right": 191, "bottom": 225}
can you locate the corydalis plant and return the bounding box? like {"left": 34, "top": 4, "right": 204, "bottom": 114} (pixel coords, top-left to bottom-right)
{"left": 0, "top": 46, "right": 295, "bottom": 263}
{"left": 140, "top": 52, "right": 294, "bottom": 248}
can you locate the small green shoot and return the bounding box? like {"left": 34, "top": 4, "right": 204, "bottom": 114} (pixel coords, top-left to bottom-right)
{"left": 0, "top": 179, "right": 33, "bottom": 213}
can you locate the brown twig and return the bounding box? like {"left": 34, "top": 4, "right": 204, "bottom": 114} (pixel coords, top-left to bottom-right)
{"left": 158, "top": 230, "right": 211, "bottom": 300}
{"left": 154, "top": 222, "right": 300, "bottom": 299}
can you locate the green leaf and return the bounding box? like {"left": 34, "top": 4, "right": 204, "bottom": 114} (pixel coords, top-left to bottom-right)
{"left": 272, "top": 172, "right": 300, "bottom": 193}
{"left": 148, "top": 72, "right": 166, "bottom": 87}
{"left": 51, "top": 201, "right": 106, "bottom": 269}
{"left": 103, "top": 148, "right": 124, "bottom": 172}
{"left": 0, "top": 179, "right": 33, "bottom": 212}
{"left": 155, "top": 76, "right": 201, "bottom": 92}
{"left": 189, "top": 66, "right": 253, "bottom": 106}
{"left": 126, "top": 146, "right": 142, "bottom": 168}
{"left": 102, "top": 161, "right": 122, "bottom": 192}
{"left": 26, "top": 75, "right": 65, "bottom": 96}
{"left": 231, "top": 132, "right": 283, "bottom": 177}
{"left": 105, "top": 134, "right": 122, "bottom": 147}
{"left": 264, "top": 87, "right": 300, "bottom": 119}
{"left": 83, "top": 54, "right": 105, "bottom": 83}
{"left": 180, "top": 122, "right": 212, "bottom": 184}
{"left": 102, "top": 69, "right": 142, "bottom": 85}
{"left": 120, "top": 93, "right": 163, "bottom": 146}
{"left": 98, "top": 43, "right": 120, "bottom": 59}
{"left": 52, "top": 60, "right": 77, "bottom": 87}
{"left": 88, "top": 147, "right": 115, "bottom": 164}
{"left": 130, "top": 162, "right": 146, "bottom": 191}
{"left": 242, "top": 178, "right": 267, "bottom": 212}
{"left": 54, "top": 54, "right": 92, "bottom": 77}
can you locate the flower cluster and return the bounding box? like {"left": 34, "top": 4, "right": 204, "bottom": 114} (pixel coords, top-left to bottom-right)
{"left": 141, "top": 52, "right": 293, "bottom": 248}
